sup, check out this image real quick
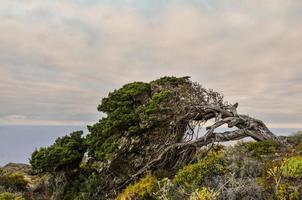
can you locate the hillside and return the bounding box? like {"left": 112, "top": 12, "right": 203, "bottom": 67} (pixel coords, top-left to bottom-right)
{"left": 1, "top": 135, "right": 302, "bottom": 200}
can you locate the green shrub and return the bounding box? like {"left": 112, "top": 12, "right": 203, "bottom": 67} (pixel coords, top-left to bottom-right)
{"left": 244, "top": 140, "right": 278, "bottom": 158}
{"left": 264, "top": 156, "right": 302, "bottom": 199}
{"left": 282, "top": 156, "right": 302, "bottom": 178}
{"left": 173, "top": 152, "right": 226, "bottom": 190}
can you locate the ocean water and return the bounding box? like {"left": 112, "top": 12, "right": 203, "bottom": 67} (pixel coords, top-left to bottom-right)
{"left": 0, "top": 126, "right": 301, "bottom": 166}
{"left": 0, "top": 126, "right": 86, "bottom": 166}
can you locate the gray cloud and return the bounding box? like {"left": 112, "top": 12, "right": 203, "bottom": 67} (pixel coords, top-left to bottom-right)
{"left": 0, "top": 0, "right": 301, "bottom": 128}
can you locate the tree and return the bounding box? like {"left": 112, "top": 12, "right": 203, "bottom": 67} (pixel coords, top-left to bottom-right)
{"left": 84, "top": 76, "right": 280, "bottom": 197}
{"left": 30, "top": 131, "right": 87, "bottom": 173}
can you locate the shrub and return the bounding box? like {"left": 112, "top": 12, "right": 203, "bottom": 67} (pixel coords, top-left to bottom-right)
{"left": 0, "top": 192, "right": 24, "bottom": 200}
{"left": 189, "top": 187, "right": 220, "bottom": 200}
{"left": 296, "top": 143, "right": 302, "bottom": 152}
{"left": 5, "top": 173, "right": 28, "bottom": 191}
{"left": 0, "top": 169, "right": 28, "bottom": 191}
{"left": 118, "top": 173, "right": 158, "bottom": 200}
{"left": 173, "top": 152, "right": 226, "bottom": 190}
{"left": 282, "top": 156, "right": 302, "bottom": 178}
{"left": 153, "top": 178, "right": 186, "bottom": 200}
{"left": 226, "top": 144, "right": 265, "bottom": 178}
{"left": 264, "top": 156, "right": 302, "bottom": 199}
{"left": 276, "top": 183, "right": 300, "bottom": 200}
{"left": 286, "top": 131, "right": 302, "bottom": 146}
{"left": 65, "top": 173, "right": 107, "bottom": 200}
{"left": 244, "top": 140, "right": 278, "bottom": 158}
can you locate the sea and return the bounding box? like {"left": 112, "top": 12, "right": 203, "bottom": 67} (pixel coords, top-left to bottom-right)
{"left": 0, "top": 126, "right": 301, "bottom": 166}
{"left": 0, "top": 126, "right": 86, "bottom": 166}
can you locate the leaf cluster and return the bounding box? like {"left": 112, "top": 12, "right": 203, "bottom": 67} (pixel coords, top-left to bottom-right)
{"left": 86, "top": 78, "right": 181, "bottom": 160}
{"left": 30, "top": 131, "right": 86, "bottom": 172}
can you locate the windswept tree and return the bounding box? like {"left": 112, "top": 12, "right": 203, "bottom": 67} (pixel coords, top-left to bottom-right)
{"left": 30, "top": 76, "right": 281, "bottom": 199}
{"left": 85, "top": 76, "right": 280, "bottom": 196}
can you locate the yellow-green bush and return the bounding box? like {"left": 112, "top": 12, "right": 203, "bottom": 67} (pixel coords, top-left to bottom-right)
{"left": 276, "top": 183, "right": 300, "bottom": 200}
{"left": 296, "top": 143, "right": 302, "bottom": 152}
{"left": 282, "top": 156, "right": 302, "bottom": 178}
{"left": 0, "top": 192, "right": 24, "bottom": 200}
{"left": 117, "top": 173, "right": 158, "bottom": 200}
{"left": 189, "top": 187, "right": 220, "bottom": 200}
{"left": 0, "top": 169, "right": 28, "bottom": 191}
{"left": 173, "top": 152, "right": 226, "bottom": 189}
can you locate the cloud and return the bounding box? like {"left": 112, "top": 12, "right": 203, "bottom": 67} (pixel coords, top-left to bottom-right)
{"left": 0, "top": 0, "right": 301, "bottom": 128}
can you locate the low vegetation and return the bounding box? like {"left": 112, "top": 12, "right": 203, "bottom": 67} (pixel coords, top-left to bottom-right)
{"left": 1, "top": 133, "right": 302, "bottom": 199}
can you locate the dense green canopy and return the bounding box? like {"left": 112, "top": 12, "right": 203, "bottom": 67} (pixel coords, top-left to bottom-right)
{"left": 86, "top": 76, "right": 188, "bottom": 160}
{"left": 30, "top": 131, "right": 86, "bottom": 172}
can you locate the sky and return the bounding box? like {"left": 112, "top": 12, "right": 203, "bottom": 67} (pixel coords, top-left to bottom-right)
{"left": 0, "top": 0, "right": 301, "bottom": 128}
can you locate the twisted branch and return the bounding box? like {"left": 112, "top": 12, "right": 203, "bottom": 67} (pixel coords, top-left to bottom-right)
{"left": 118, "top": 102, "right": 280, "bottom": 190}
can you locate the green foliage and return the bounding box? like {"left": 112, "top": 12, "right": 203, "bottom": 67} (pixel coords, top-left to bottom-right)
{"left": 151, "top": 76, "right": 189, "bottom": 86}
{"left": 136, "top": 90, "right": 173, "bottom": 127}
{"left": 86, "top": 80, "right": 176, "bottom": 160}
{"left": 262, "top": 156, "right": 302, "bottom": 199}
{"left": 30, "top": 131, "right": 87, "bottom": 172}
{"left": 244, "top": 140, "right": 278, "bottom": 158}
{"left": 117, "top": 173, "right": 158, "bottom": 200}
{"left": 142, "top": 90, "right": 172, "bottom": 115}
{"left": 87, "top": 82, "right": 151, "bottom": 160}
{"left": 0, "top": 192, "right": 24, "bottom": 200}
{"left": 97, "top": 82, "right": 151, "bottom": 136}
{"left": 282, "top": 156, "right": 302, "bottom": 178}
{"left": 173, "top": 152, "right": 226, "bottom": 190}
{"left": 0, "top": 169, "right": 28, "bottom": 191}
{"left": 98, "top": 82, "right": 151, "bottom": 113}
{"left": 62, "top": 172, "right": 107, "bottom": 200}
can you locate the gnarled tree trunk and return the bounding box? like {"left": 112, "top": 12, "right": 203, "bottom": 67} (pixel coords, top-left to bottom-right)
{"left": 118, "top": 102, "right": 280, "bottom": 189}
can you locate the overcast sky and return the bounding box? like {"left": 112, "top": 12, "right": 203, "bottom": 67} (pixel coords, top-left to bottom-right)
{"left": 0, "top": 0, "right": 301, "bottom": 128}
